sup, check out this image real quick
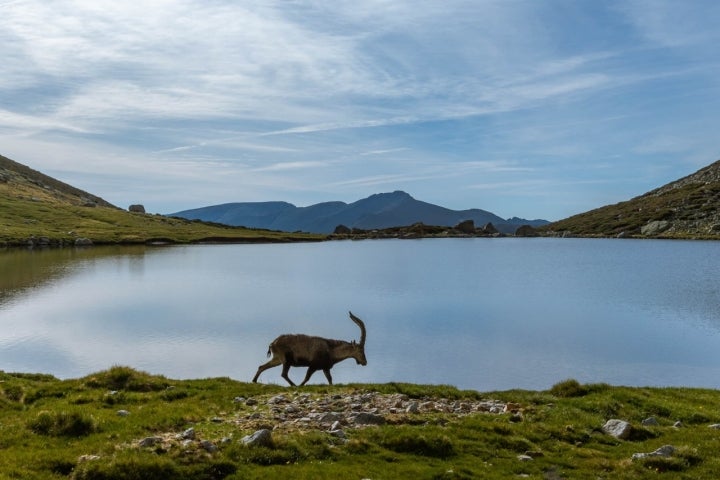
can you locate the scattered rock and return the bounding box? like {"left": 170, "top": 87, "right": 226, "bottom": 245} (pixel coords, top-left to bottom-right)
{"left": 632, "top": 445, "right": 675, "bottom": 460}
{"left": 268, "top": 394, "right": 288, "bottom": 404}
{"left": 241, "top": 429, "right": 273, "bottom": 447}
{"left": 75, "top": 237, "right": 93, "bottom": 246}
{"left": 351, "top": 412, "right": 386, "bottom": 425}
{"left": 201, "top": 440, "right": 218, "bottom": 453}
{"left": 641, "top": 417, "right": 659, "bottom": 426}
{"left": 517, "top": 454, "right": 534, "bottom": 461}
{"left": 673, "top": 421, "right": 684, "bottom": 428}
{"left": 602, "top": 419, "right": 632, "bottom": 439}
{"left": 129, "top": 391, "right": 519, "bottom": 454}
{"left": 116, "top": 410, "right": 130, "bottom": 417}
{"left": 708, "top": 424, "right": 720, "bottom": 429}
{"left": 128, "top": 204, "right": 146, "bottom": 213}
{"left": 138, "top": 436, "right": 163, "bottom": 448}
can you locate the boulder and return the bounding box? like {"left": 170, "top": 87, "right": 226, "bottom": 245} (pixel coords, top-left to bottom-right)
{"left": 454, "top": 220, "right": 475, "bottom": 234}
{"left": 74, "top": 237, "right": 93, "bottom": 246}
{"left": 640, "top": 220, "right": 670, "bottom": 236}
{"left": 482, "top": 222, "right": 499, "bottom": 235}
{"left": 632, "top": 445, "right": 675, "bottom": 460}
{"left": 241, "top": 429, "right": 273, "bottom": 447}
{"left": 602, "top": 419, "right": 632, "bottom": 439}
{"left": 128, "top": 204, "right": 146, "bottom": 213}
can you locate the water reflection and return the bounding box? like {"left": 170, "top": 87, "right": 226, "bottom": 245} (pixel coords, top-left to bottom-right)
{"left": 1, "top": 239, "right": 720, "bottom": 391}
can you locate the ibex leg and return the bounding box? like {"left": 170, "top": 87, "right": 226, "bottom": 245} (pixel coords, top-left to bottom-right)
{"left": 299, "top": 367, "right": 317, "bottom": 386}
{"left": 322, "top": 369, "right": 333, "bottom": 385}
{"left": 281, "top": 363, "right": 297, "bottom": 386}
{"left": 252, "top": 357, "right": 282, "bottom": 383}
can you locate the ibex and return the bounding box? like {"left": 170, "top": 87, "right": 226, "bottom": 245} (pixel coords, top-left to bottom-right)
{"left": 252, "top": 311, "right": 367, "bottom": 386}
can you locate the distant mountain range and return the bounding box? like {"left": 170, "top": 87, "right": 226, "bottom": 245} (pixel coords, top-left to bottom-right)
{"left": 170, "top": 191, "right": 549, "bottom": 234}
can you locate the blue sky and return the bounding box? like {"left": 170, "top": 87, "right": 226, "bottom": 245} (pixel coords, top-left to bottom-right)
{"left": 1, "top": 0, "right": 719, "bottom": 221}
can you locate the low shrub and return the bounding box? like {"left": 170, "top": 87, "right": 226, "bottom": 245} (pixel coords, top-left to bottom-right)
{"left": 550, "top": 379, "right": 588, "bottom": 398}
{"left": 27, "top": 410, "right": 96, "bottom": 437}
{"left": 83, "top": 366, "right": 169, "bottom": 392}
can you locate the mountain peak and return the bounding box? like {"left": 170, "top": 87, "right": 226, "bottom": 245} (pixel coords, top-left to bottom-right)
{"left": 172, "top": 191, "right": 547, "bottom": 234}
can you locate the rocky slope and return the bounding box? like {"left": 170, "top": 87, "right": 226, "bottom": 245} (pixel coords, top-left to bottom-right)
{"left": 544, "top": 159, "right": 720, "bottom": 238}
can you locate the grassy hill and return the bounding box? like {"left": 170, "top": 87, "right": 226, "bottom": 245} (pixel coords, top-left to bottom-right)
{"left": 542, "top": 160, "right": 720, "bottom": 239}
{"left": 0, "top": 155, "right": 322, "bottom": 246}
{"left": 1, "top": 367, "right": 719, "bottom": 479}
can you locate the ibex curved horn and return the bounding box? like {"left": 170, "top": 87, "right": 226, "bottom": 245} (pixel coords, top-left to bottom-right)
{"left": 349, "top": 311, "right": 366, "bottom": 346}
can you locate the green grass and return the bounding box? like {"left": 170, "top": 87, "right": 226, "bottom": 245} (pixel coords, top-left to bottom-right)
{"left": 2, "top": 367, "right": 720, "bottom": 479}
{"left": 0, "top": 183, "right": 323, "bottom": 246}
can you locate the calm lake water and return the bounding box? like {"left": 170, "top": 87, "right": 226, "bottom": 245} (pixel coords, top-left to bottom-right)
{"left": 1, "top": 238, "right": 719, "bottom": 391}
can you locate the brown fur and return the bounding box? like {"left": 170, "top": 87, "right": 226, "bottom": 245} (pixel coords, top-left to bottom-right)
{"left": 252, "top": 312, "right": 367, "bottom": 386}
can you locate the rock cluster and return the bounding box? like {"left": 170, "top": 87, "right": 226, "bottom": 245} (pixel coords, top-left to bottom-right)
{"left": 126, "top": 391, "right": 516, "bottom": 456}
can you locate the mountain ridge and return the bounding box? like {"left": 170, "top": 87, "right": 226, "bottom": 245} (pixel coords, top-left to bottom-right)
{"left": 0, "top": 154, "right": 321, "bottom": 246}
{"left": 170, "top": 191, "right": 549, "bottom": 234}
{"left": 543, "top": 159, "right": 720, "bottom": 238}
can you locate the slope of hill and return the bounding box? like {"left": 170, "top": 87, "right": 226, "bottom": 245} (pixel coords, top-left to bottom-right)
{"left": 0, "top": 154, "right": 322, "bottom": 246}
{"left": 544, "top": 159, "right": 720, "bottom": 238}
{"left": 171, "top": 191, "right": 548, "bottom": 234}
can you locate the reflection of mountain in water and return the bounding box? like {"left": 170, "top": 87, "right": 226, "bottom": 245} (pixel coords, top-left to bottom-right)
{"left": 0, "top": 246, "right": 153, "bottom": 305}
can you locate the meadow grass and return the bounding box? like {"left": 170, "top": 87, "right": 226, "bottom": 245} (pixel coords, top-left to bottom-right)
{"left": 1, "top": 367, "right": 720, "bottom": 479}
{"left": 0, "top": 182, "right": 322, "bottom": 246}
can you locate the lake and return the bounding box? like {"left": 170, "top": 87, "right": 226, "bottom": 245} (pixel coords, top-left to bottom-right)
{"left": 1, "top": 238, "right": 719, "bottom": 391}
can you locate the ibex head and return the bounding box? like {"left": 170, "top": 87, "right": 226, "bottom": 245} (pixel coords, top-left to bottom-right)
{"left": 349, "top": 311, "right": 367, "bottom": 366}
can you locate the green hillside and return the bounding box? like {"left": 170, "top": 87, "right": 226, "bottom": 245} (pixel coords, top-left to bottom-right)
{"left": 543, "top": 159, "right": 720, "bottom": 239}
{"left": 0, "top": 155, "right": 322, "bottom": 246}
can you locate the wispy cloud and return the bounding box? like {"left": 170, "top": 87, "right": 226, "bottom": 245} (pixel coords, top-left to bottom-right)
{"left": 1, "top": 1, "right": 719, "bottom": 219}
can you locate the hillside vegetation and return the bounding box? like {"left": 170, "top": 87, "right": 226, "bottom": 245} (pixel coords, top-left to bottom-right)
{"left": 1, "top": 367, "right": 720, "bottom": 479}
{"left": 0, "top": 155, "right": 322, "bottom": 246}
{"left": 543, "top": 160, "right": 720, "bottom": 239}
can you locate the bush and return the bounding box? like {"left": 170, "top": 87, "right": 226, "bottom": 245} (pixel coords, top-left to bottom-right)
{"left": 1, "top": 384, "right": 24, "bottom": 402}
{"left": 28, "top": 410, "right": 96, "bottom": 437}
{"left": 83, "top": 366, "right": 169, "bottom": 392}
{"left": 550, "top": 379, "right": 588, "bottom": 398}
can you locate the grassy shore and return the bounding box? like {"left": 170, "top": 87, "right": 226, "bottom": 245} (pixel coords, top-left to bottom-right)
{"left": 0, "top": 189, "right": 323, "bottom": 247}
{"left": 1, "top": 367, "right": 719, "bottom": 479}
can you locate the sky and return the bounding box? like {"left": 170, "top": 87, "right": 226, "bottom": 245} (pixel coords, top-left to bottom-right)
{"left": 1, "top": 1, "right": 719, "bottom": 221}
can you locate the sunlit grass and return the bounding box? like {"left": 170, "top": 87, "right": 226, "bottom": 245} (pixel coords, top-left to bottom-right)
{"left": 2, "top": 367, "right": 720, "bottom": 478}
